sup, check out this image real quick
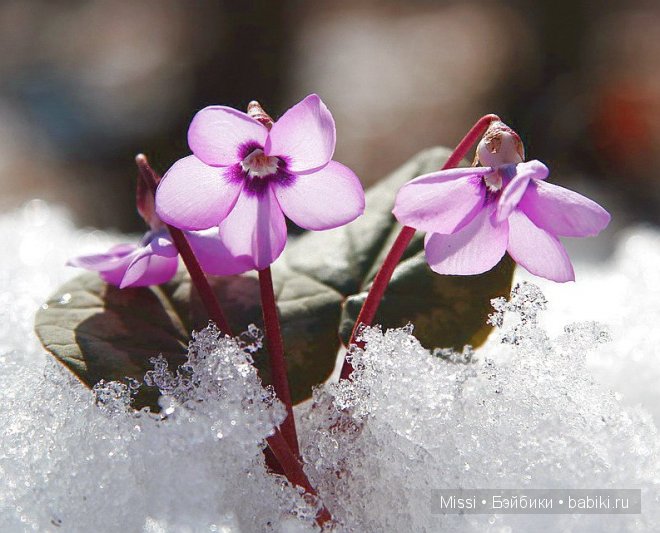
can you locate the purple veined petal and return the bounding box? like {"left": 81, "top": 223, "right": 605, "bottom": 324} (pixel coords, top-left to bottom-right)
{"left": 393, "top": 167, "right": 491, "bottom": 234}
{"left": 186, "top": 229, "right": 255, "bottom": 276}
{"left": 424, "top": 204, "right": 509, "bottom": 275}
{"left": 188, "top": 106, "right": 269, "bottom": 166}
{"left": 217, "top": 186, "right": 288, "bottom": 271}
{"left": 518, "top": 179, "right": 611, "bottom": 238}
{"left": 119, "top": 248, "right": 179, "bottom": 288}
{"left": 265, "top": 94, "right": 336, "bottom": 173}
{"left": 507, "top": 209, "right": 575, "bottom": 282}
{"left": 67, "top": 243, "right": 136, "bottom": 271}
{"left": 272, "top": 161, "right": 365, "bottom": 231}
{"left": 495, "top": 160, "right": 549, "bottom": 223}
{"left": 156, "top": 155, "right": 244, "bottom": 231}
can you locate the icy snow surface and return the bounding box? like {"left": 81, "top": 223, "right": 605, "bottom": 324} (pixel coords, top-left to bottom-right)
{"left": 1, "top": 201, "right": 659, "bottom": 532}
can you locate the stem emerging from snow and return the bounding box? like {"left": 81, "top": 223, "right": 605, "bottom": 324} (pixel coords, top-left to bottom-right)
{"left": 136, "top": 154, "right": 330, "bottom": 524}
{"left": 258, "top": 267, "right": 300, "bottom": 458}
{"left": 267, "top": 430, "right": 332, "bottom": 526}
{"left": 339, "top": 114, "right": 501, "bottom": 380}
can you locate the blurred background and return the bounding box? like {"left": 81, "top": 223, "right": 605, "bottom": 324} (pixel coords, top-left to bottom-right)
{"left": 0, "top": 0, "right": 657, "bottom": 237}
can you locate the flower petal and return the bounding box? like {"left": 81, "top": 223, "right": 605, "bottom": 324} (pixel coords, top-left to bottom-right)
{"left": 496, "top": 160, "right": 549, "bottom": 223}
{"left": 143, "top": 230, "right": 178, "bottom": 258}
{"left": 272, "top": 161, "right": 364, "bottom": 230}
{"left": 156, "top": 156, "right": 243, "bottom": 231}
{"left": 518, "top": 179, "right": 611, "bottom": 237}
{"left": 393, "top": 167, "right": 490, "bottom": 234}
{"left": 119, "top": 249, "right": 179, "bottom": 288}
{"left": 186, "top": 229, "right": 255, "bottom": 276}
{"left": 67, "top": 243, "right": 136, "bottom": 271}
{"left": 507, "top": 209, "right": 575, "bottom": 282}
{"left": 424, "top": 204, "right": 509, "bottom": 275}
{"left": 100, "top": 256, "right": 136, "bottom": 286}
{"left": 188, "top": 106, "right": 268, "bottom": 166}
{"left": 265, "top": 94, "right": 336, "bottom": 173}
{"left": 217, "top": 187, "right": 287, "bottom": 270}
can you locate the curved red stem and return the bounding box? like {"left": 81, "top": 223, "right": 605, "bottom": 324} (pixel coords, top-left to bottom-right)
{"left": 340, "top": 114, "right": 500, "bottom": 380}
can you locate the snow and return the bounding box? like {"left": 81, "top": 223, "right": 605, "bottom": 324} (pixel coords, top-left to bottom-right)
{"left": 1, "top": 201, "right": 659, "bottom": 532}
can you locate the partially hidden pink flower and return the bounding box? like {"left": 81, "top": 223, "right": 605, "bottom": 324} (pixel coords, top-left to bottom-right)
{"left": 67, "top": 231, "right": 179, "bottom": 288}
{"left": 393, "top": 121, "right": 611, "bottom": 282}
{"left": 155, "top": 94, "right": 365, "bottom": 273}
{"left": 67, "top": 164, "right": 181, "bottom": 288}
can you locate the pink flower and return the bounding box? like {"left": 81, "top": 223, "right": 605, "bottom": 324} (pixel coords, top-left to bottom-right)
{"left": 68, "top": 163, "right": 180, "bottom": 288}
{"left": 155, "top": 94, "right": 365, "bottom": 273}
{"left": 67, "top": 230, "right": 179, "bottom": 288}
{"left": 393, "top": 122, "right": 610, "bottom": 282}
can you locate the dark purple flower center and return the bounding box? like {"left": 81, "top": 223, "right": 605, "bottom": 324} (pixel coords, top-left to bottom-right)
{"left": 232, "top": 145, "right": 295, "bottom": 197}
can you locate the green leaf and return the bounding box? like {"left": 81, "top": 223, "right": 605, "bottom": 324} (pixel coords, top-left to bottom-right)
{"left": 34, "top": 273, "right": 189, "bottom": 410}
{"left": 35, "top": 267, "right": 342, "bottom": 409}
{"left": 339, "top": 254, "right": 515, "bottom": 349}
{"left": 35, "top": 146, "right": 514, "bottom": 408}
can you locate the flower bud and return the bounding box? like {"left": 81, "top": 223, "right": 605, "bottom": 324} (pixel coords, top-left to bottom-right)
{"left": 247, "top": 101, "right": 274, "bottom": 130}
{"left": 476, "top": 121, "right": 525, "bottom": 167}
{"left": 135, "top": 154, "right": 165, "bottom": 231}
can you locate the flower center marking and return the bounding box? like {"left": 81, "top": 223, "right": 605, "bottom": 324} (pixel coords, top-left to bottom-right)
{"left": 241, "top": 148, "right": 280, "bottom": 178}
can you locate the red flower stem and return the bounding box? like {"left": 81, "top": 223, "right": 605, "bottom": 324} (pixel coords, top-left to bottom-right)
{"left": 135, "top": 154, "right": 232, "bottom": 335}
{"left": 166, "top": 226, "right": 233, "bottom": 335}
{"left": 258, "top": 267, "right": 300, "bottom": 457}
{"left": 135, "top": 155, "right": 329, "bottom": 521}
{"left": 266, "top": 431, "right": 332, "bottom": 526}
{"left": 339, "top": 113, "right": 500, "bottom": 380}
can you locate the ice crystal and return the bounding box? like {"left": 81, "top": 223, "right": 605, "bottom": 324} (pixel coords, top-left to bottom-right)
{"left": 300, "top": 283, "right": 660, "bottom": 532}
{"left": 1, "top": 203, "right": 659, "bottom": 532}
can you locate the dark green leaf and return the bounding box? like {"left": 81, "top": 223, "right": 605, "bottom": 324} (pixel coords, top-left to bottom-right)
{"left": 35, "top": 267, "right": 342, "bottom": 409}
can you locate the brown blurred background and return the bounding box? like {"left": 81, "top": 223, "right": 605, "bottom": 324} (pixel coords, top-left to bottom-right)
{"left": 1, "top": 0, "right": 658, "bottom": 234}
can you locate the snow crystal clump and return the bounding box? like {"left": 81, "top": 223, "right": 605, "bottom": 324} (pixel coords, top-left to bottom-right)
{"left": 2, "top": 202, "right": 660, "bottom": 532}
{"left": 520, "top": 227, "right": 660, "bottom": 425}
{"left": 1, "top": 322, "right": 322, "bottom": 532}
{"left": 300, "top": 283, "right": 660, "bottom": 532}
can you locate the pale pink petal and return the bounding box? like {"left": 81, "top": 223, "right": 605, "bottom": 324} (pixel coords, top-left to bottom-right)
{"left": 142, "top": 230, "right": 178, "bottom": 258}
{"left": 265, "top": 94, "right": 336, "bottom": 173}
{"left": 496, "top": 160, "right": 549, "bottom": 223}
{"left": 272, "top": 161, "right": 364, "bottom": 230}
{"left": 424, "top": 205, "right": 509, "bottom": 275}
{"left": 186, "top": 229, "right": 254, "bottom": 276}
{"left": 156, "top": 155, "right": 243, "bottom": 231}
{"left": 518, "top": 179, "right": 611, "bottom": 237}
{"left": 67, "top": 243, "right": 136, "bottom": 271}
{"left": 99, "top": 248, "right": 140, "bottom": 286}
{"left": 507, "top": 209, "right": 575, "bottom": 282}
{"left": 217, "top": 187, "right": 287, "bottom": 270}
{"left": 119, "top": 249, "right": 179, "bottom": 288}
{"left": 188, "top": 106, "right": 268, "bottom": 166}
{"left": 99, "top": 257, "right": 135, "bottom": 286}
{"left": 393, "top": 167, "right": 490, "bottom": 234}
